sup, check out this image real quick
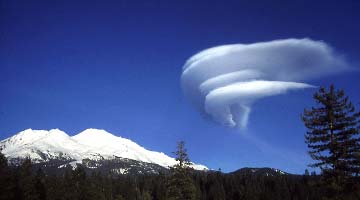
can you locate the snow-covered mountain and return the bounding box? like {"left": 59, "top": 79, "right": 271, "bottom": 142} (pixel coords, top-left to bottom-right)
{"left": 0, "top": 128, "right": 207, "bottom": 171}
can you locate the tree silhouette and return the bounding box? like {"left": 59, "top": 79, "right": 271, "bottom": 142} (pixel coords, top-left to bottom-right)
{"left": 302, "top": 84, "right": 360, "bottom": 196}
{"left": 166, "top": 141, "right": 196, "bottom": 200}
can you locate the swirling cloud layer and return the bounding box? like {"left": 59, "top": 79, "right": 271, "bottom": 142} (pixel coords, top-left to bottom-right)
{"left": 181, "top": 38, "right": 349, "bottom": 128}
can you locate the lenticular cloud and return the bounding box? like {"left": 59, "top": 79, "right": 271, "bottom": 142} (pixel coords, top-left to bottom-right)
{"left": 181, "top": 38, "right": 349, "bottom": 129}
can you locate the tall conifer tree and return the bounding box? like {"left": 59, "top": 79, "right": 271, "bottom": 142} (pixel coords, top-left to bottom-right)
{"left": 18, "top": 157, "right": 39, "bottom": 200}
{"left": 167, "top": 141, "right": 196, "bottom": 200}
{"left": 302, "top": 85, "right": 360, "bottom": 186}
{"left": 0, "top": 151, "right": 15, "bottom": 200}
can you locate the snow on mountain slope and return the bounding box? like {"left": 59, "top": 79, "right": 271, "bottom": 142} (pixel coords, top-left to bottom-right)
{"left": 0, "top": 129, "right": 80, "bottom": 161}
{"left": 0, "top": 129, "right": 207, "bottom": 170}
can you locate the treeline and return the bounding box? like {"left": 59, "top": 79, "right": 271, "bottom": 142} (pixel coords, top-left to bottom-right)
{"left": 1, "top": 152, "right": 360, "bottom": 200}
{"left": 1, "top": 155, "right": 358, "bottom": 200}
{"left": 1, "top": 84, "right": 360, "bottom": 200}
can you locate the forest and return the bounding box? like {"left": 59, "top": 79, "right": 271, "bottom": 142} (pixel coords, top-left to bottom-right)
{"left": 0, "top": 153, "right": 359, "bottom": 200}
{"left": 1, "top": 85, "right": 360, "bottom": 200}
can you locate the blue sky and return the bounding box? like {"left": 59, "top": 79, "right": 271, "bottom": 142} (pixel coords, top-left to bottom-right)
{"left": 1, "top": 0, "right": 360, "bottom": 174}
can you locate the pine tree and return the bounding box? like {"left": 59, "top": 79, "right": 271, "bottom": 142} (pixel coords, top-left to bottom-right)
{"left": 62, "top": 167, "right": 77, "bottom": 200}
{"left": 0, "top": 150, "right": 7, "bottom": 169}
{"left": 0, "top": 151, "right": 15, "bottom": 200}
{"left": 18, "top": 157, "right": 39, "bottom": 200}
{"left": 87, "top": 172, "right": 106, "bottom": 200}
{"left": 302, "top": 85, "right": 360, "bottom": 191}
{"left": 34, "top": 168, "right": 47, "bottom": 200}
{"left": 207, "top": 173, "right": 226, "bottom": 200}
{"left": 167, "top": 141, "right": 196, "bottom": 200}
{"left": 71, "top": 165, "right": 88, "bottom": 200}
{"left": 174, "top": 141, "right": 191, "bottom": 168}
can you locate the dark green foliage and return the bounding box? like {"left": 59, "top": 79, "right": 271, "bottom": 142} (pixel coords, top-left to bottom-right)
{"left": 206, "top": 172, "right": 226, "bottom": 200}
{"left": 1, "top": 135, "right": 359, "bottom": 199}
{"left": 0, "top": 151, "right": 7, "bottom": 169}
{"left": 167, "top": 141, "right": 197, "bottom": 200}
{"left": 1, "top": 160, "right": 360, "bottom": 200}
{"left": 18, "top": 157, "right": 40, "bottom": 200}
{"left": 173, "top": 141, "right": 191, "bottom": 167}
{"left": 0, "top": 151, "right": 15, "bottom": 200}
{"left": 302, "top": 85, "right": 360, "bottom": 198}
{"left": 35, "top": 168, "right": 47, "bottom": 200}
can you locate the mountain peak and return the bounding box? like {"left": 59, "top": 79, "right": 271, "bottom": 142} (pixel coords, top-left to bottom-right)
{"left": 77, "top": 128, "right": 114, "bottom": 135}
{"left": 1, "top": 129, "right": 208, "bottom": 170}
{"left": 72, "top": 128, "right": 120, "bottom": 143}
{"left": 18, "top": 128, "right": 66, "bottom": 136}
{"left": 10, "top": 129, "right": 62, "bottom": 144}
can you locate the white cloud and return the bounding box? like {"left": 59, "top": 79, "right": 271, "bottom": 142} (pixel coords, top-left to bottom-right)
{"left": 181, "top": 38, "right": 349, "bottom": 129}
